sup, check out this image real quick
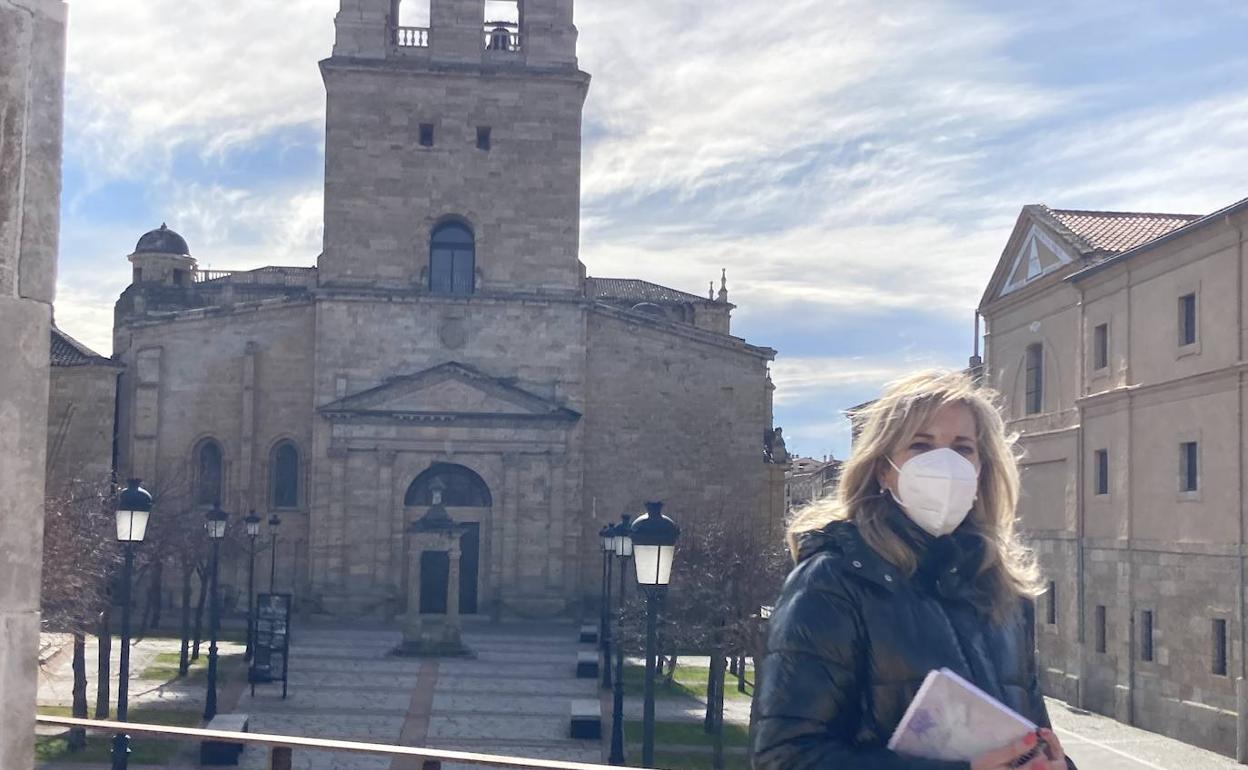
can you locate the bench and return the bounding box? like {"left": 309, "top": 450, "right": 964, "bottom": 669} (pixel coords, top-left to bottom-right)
{"left": 579, "top": 623, "right": 599, "bottom": 644}
{"left": 200, "top": 713, "right": 249, "bottom": 766}
{"left": 570, "top": 699, "right": 602, "bottom": 740}
{"left": 575, "top": 650, "right": 599, "bottom": 678}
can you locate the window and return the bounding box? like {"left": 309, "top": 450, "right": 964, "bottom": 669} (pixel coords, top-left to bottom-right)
{"left": 1141, "top": 610, "right": 1154, "bottom": 662}
{"left": 271, "top": 441, "right": 299, "bottom": 509}
{"left": 1025, "top": 343, "right": 1043, "bottom": 415}
{"left": 1094, "top": 449, "right": 1109, "bottom": 496}
{"left": 1179, "top": 292, "right": 1197, "bottom": 346}
{"left": 133, "top": 267, "right": 143, "bottom": 283}
{"left": 1180, "top": 441, "right": 1199, "bottom": 492}
{"left": 1046, "top": 581, "right": 1057, "bottom": 625}
{"left": 477, "top": 126, "right": 491, "bottom": 151}
{"left": 173, "top": 269, "right": 185, "bottom": 287}
{"left": 1093, "top": 323, "right": 1109, "bottom": 371}
{"left": 1095, "top": 605, "right": 1107, "bottom": 653}
{"left": 1213, "top": 618, "right": 1228, "bottom": 676}
{"left": 194, "top": 440, "right": 223, "bottom": 506}
{"left": 419, "top": 123, "right": 434, "bottom": 147}
{"left": 429, "top": 221, "right": 475, "bottom": 296}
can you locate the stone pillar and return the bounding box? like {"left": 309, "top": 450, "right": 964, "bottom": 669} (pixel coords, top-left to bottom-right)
{"left": 0, "top": 1, "right": 66, "bottom": 768}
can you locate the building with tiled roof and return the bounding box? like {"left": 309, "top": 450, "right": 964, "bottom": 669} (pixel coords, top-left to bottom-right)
{"left": 976, "top": 194, "right": 1248, "bottom": 758}
{"left": 46, "top": 325, "right": 121, "bottom": 493}
{"left": 1043, "top": 207, "right": 1201, "bottom": 255}
{"left": 50, "top": 326, "right": 119, "bottom": 368}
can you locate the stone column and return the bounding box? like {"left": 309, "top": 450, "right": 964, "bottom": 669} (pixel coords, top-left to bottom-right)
{"left": 0, "top": 1, "right": 66, "bottom": 768}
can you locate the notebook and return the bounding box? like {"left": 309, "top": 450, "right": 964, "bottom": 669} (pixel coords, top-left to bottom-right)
{"left": 887, "top": 668, "right": 1037, "bottom": 761}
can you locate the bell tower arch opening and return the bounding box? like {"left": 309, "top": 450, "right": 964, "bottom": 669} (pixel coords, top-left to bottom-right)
{"left": 484, "top": 1, "right": 521, "bottom": 51}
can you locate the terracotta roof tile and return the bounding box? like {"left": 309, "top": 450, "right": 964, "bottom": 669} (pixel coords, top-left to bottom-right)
{"left": 50, "top": 327, "right": 118, "bottom": 367}
{"left": 586, "top": 277, "right": 713, "bottom": 305}
{"left": 1046, "top": 208, "right": 1202, "bottom": 254}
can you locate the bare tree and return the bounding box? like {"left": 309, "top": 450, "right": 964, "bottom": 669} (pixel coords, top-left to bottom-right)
{"left": 40, "top": 478, "right": 118, "bottom": 749}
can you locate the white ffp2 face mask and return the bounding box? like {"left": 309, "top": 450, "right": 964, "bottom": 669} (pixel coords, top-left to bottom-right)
{"left": 888, "top": 448, "right": 979, "bottom": 537}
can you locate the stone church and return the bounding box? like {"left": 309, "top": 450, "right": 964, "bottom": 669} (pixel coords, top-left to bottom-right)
{"left": 113, "top": 0, "right": 780, "bottom": 619}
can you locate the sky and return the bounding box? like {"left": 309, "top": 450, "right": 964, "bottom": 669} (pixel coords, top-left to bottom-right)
{"left": 55, "top": 0, "right": 1248, "bottom": 461}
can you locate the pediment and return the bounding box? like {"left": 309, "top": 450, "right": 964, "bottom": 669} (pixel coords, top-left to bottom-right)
{"left": 1001, "top": 224, "right": 1076, "bottom": 295}
{"left": 319, "top": 362, "right": 580, "bottom": 423}
{"left": 980, "top": 207, "right": 1084, "bottom": 310}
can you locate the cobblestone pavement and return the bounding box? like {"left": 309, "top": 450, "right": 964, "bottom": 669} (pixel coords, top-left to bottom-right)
{"left": 232, "top": 621, "right": 601, "bottom": 770}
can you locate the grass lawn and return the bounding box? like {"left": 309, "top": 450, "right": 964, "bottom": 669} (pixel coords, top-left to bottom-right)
{"left": 623, "top": 719, "right": 749, "bottom": 748}
{"left": 140, "top": 650, "right": 205, "bottom": 682}
{"left": 35, "top": 706, "right": 201, "bottom": 765}
{"left": 140, "top": 649, "right": 243, "bottom": 683}
{"left": 622, "top": 662, "right": 754, "bottom": 701}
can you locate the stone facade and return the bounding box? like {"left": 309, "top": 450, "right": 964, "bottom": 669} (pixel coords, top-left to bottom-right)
{"left": 0, "top": 1, "right": 65, "bottom": 767}
{"left": 979, "top": 198, "right": 1248, "bottom": 757}
{"left": 45, "top": 326, "right": 122, "bottom": 493}
{"left": 114, "top": 0, "right": 778, "bottom": 621}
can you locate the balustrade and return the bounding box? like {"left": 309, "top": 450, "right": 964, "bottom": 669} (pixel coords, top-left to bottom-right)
{"left": 396, "top": 26, "right": 430, "bottom": 48}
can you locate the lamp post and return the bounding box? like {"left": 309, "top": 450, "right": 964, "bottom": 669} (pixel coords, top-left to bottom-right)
{"left": 111, "top": 479, "right": 152, "bottom": 770}
{"left": 267, "top": 513, "right": 281, "bottom": 592}
{"left": 608, "top": 514, "right": 632, "bottom": 766}
{"left": 203, "top": 505, "right": 230, "bottom": 721}
{"left": 599, "top": 523, "right": 615, "bottom": 689}
{"left": 243, "top": 511, "right": 261, "bottom": 661}
{"left": 631, "top": 502, "right": 680, "bottom": 768}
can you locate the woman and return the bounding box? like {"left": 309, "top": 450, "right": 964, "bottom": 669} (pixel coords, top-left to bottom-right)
{"left": 753, "top": 370, "right": 1074, "bottom": 770}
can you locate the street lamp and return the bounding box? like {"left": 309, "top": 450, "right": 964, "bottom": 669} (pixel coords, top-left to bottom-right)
{"left": 599, "top": 523, "right": 615, "bottom": 689}
{"left": 267, "top": 513, "right": 281, "bottom": 592}
{"left": 111, "top": 479, "right": 152, "bottom": 770}
{"left": 608, "top": 513, "right": 632, "bottom": 766}
{"left": 243, "top": 511, "right": 261, "bottom": 661}
{"left": 203, "top": 504, "right": 230, "bottom": 721}
{"left": 631, "top": 502, "right": 680, "bottom": 768}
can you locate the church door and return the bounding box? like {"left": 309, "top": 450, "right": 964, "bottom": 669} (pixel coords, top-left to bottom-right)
{"left": 459, "top": 524, "right": 480, "bottom": 614}
{"left": 419, "top": 551, "right": 450, "bottom": 614}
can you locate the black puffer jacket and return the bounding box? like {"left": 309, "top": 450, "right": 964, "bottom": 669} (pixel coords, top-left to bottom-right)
{"left": 753, "top": 513, "right": 1075, "bottom": 769}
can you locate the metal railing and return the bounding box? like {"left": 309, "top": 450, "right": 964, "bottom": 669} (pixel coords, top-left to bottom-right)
{"left": 36, "top": 715, "right": 634, "bottom": 770}
{"left": 396, "top": 25, "right": 430, "bottom": 47}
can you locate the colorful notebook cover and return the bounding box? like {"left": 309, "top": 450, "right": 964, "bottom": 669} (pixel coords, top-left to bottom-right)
{"left": 887, "top": 668, "right": 1037, "bottom": 761}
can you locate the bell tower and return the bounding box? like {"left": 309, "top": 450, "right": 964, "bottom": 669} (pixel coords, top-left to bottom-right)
{"left": 319, "top": 0, "right": 588, "bottom": 292}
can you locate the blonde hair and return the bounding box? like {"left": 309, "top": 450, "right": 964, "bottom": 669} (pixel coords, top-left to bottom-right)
{"left": 787, "top": 369, "right": 1040, "bottom": 621}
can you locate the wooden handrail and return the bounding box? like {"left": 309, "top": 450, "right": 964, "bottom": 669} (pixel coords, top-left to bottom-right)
{"left": 36, "top": 715, "right": 636, "bottom": 770}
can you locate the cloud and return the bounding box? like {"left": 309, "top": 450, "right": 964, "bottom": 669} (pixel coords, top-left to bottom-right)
{"left": 53, "top": 0, "right": 1248, "bottom": 459}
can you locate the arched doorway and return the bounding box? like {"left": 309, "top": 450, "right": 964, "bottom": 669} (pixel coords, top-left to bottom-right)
{"left": 405, "top": 463, "right": 491, "bottom": 613}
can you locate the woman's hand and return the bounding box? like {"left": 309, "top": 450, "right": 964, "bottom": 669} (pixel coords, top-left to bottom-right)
{"left": 971, "top": 729, "right": 1066, "bottom": 769}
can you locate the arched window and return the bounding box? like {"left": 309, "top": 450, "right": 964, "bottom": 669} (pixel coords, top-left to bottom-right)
{"left": 271, "top": 441, "right": 300, "bottom": 509}
{"left": 429, "top": 222, "right": 475, "bottom": 295}
{"left": 405, "top": 463, "right": 492, "bottom": 507}
{"left": 194, "top": 440, "right": 223, "bottom": 506}
{"left": 1025, "top": 343, "right": 1043, "bottom": 415}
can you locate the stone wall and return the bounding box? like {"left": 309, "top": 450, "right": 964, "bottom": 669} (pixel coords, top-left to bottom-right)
{"left": 46, "top": 363, "right": 119, "bottom": 492}
{"left": 318, "top": 61, "right": 589, "bottom": 291}
{"left": 115, "top": 300, "right": 318, "bottom": 600}
{"left": 0, "top": 1, "right": 65, "bottom": 767}
{"left": 308, "top": 291, "right": 588, "bottom": 616}
{"left": 582, "top": 306, "right": 775, "bottom": 598}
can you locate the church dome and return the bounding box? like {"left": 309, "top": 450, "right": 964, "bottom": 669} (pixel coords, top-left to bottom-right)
{"left": 134, "top": 223, "right": 190, "bottom": 256}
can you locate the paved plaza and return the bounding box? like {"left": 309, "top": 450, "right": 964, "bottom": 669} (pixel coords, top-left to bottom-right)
{"left": 32, "top": 621, "right": 1248, "bottom": 770}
